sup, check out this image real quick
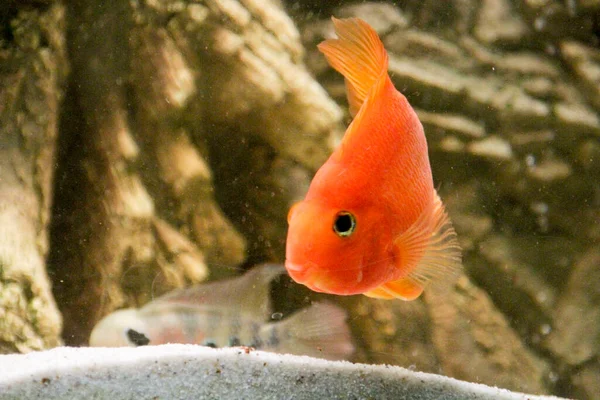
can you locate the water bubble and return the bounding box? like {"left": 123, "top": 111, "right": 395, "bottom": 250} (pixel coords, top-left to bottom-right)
{"left": 530, "top": 202, "right": 548, "bottom": 215}
{"left": 540, "top": 324, "right": 552, "bottom": 336}
{"left": 271, "top": 312, "right": 283, "bottom": 321}
{"left": 525, "top": 154, "right": 536, "bottom": 167}
{"left": 408, "top": 364, "right": 416, "bottom": 371}
{"left": 534, "top": 17, "right": 546, "bottom": 31}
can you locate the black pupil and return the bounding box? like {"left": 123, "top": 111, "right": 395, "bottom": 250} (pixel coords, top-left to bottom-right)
{"left": 334, "top": 213, "right": 354, "bottom": 234}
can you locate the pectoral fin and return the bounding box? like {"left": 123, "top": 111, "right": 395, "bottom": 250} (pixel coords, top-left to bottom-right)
{"left": 364, "top": 191, "right": 462, "bottom": 300}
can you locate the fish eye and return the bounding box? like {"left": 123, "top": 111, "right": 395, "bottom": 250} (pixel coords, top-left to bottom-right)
{"left": 333, "top": 211, "right": 356, "bottom": 237}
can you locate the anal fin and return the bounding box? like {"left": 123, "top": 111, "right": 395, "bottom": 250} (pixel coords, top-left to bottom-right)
{"left": 364, "top": 278, "right": 423, "bottom": 301}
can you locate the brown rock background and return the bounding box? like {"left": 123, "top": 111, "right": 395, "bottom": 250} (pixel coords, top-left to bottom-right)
{"left": 1, "top": 0, "right": 599, "bottom": 398}
{"left": 0, "top": 1, "right": 65, "bottom": 354}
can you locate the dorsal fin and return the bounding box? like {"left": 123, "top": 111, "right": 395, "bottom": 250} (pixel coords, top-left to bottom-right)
{"left": 151, "top": 264, "right": 286, "bottom": 319}
{"left": 318, "top": 17, "right": 389, "bottom": 117}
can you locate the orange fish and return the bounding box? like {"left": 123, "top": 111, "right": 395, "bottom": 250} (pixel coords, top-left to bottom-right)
{"left": 285, "top": 17, "right": 461, "bottom": 300}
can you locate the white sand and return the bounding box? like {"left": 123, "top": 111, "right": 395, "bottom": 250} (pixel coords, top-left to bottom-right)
{"left": 0, "top": 345, "right": 565, "bottom": 399}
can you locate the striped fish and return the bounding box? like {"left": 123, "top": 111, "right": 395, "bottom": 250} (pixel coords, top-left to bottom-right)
{"left": 89, "top": 264, "right": 354, "bottom": 360}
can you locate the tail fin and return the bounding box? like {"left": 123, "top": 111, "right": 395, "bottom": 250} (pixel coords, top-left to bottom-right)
{"left": 262, "top": 302, "right": 354, "bottom": 361}
{"left": 318, "top": 17, "right": 388, "bottom": 116}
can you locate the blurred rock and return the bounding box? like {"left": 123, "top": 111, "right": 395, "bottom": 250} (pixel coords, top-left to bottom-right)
{"left": 507, "top": 131, "right": 556, "bottom": 153}
{"left": 553, "top": 102, "right": 600, "bottom": 136}
{"left": 0, "top": 3, "right": 66, "bottom": 352}
{"left": 460, "top": 37, "right": 560, "bottom": 78}
{"left": 129, "top": 25, "right": 246, "bottom": 269}
{"left": 570, "top": 361, "right": 600, "bottom": 400}
{"left": 526, "top": 156, "right": 573, "bottom": 182}
{"left": 522, "top": 77, "right": 555, "bottom": 99}
{"left": 406, "top": 0, "right": 479, "bottom": 34}
{"left": 519, "top": 0, "right": 599, "bottom": 43}
{"left": 468, "top": 136, "right": 514, "bottom": 160}
{"left": 473, "top": 0, "right": 530, "bottom": 47}
{"left": 544, "top": 247, "right": 600, "bottom": 366}
{"left": 560, "top": 41, "right": 600, "bottom": 111}
{"left": 151, "top": 219, "right": 208, "bottom": 286}
{"left": 426, "top": 276, "right": 550, "bottom": 394}
{"left": 169, "top": 0, "right": 342, "bottom": 172}
{"left": 47, "top": 0, "right": 167, "bottom": 345}
{"left": 387, "top": 30, "right": 472, "bottom": 69}
{"left": 576, "top": 139, "right": 600, "bottom": 174}
{"left": 337, "top": 2, "right": 409, "bottom": 34}
{"left": 476, "top": 235, "right": 560, "bottom": 341}
{"left": 417, "top": 110, "right": 485, "bottom": 142}
{"left": 206, "top": 133, "right": 313, "bottom": 263}
{"left": 442, "top": 182, "right": 494, "bottom": 252}
{"left": 343, "top": 296, "right": 439, "bottom": 372}
{"left": 579, "top": 0, "right": 600, "bottom": 9}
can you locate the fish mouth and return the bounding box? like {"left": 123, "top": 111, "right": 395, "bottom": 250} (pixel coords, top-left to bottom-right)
{"left": 284, "top": 260, "right": 306, "bottom": 273}
{"left": 285, "top": 260, "right": 334, "bottom": 294}
{"left": 285, "top": 260, "right": 346, "bottom": 294}
{"left": 284, "top": 260, "right": 313, "bottom": 284}
{"left": 308, "top": 277, "right": 333, "bottom": 294}
{"left": 285, "top": 259, "right": 368, "bottom": 295}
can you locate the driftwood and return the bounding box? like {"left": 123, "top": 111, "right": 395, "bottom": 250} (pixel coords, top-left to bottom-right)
{"left": 0, "top": 3, "right": 65, "bottom": 353}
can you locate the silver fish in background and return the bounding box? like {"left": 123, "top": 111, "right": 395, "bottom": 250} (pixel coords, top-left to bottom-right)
{"left": 89, "top": 264, "right": 354, "bottom": 361}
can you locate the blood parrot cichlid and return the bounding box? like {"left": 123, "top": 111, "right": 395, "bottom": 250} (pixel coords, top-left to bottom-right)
{"left": 89, "top": 264, "right": 354, "bottom": 361}
{"left": 285, "top": 18, "right": 462, "bottom": 300}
